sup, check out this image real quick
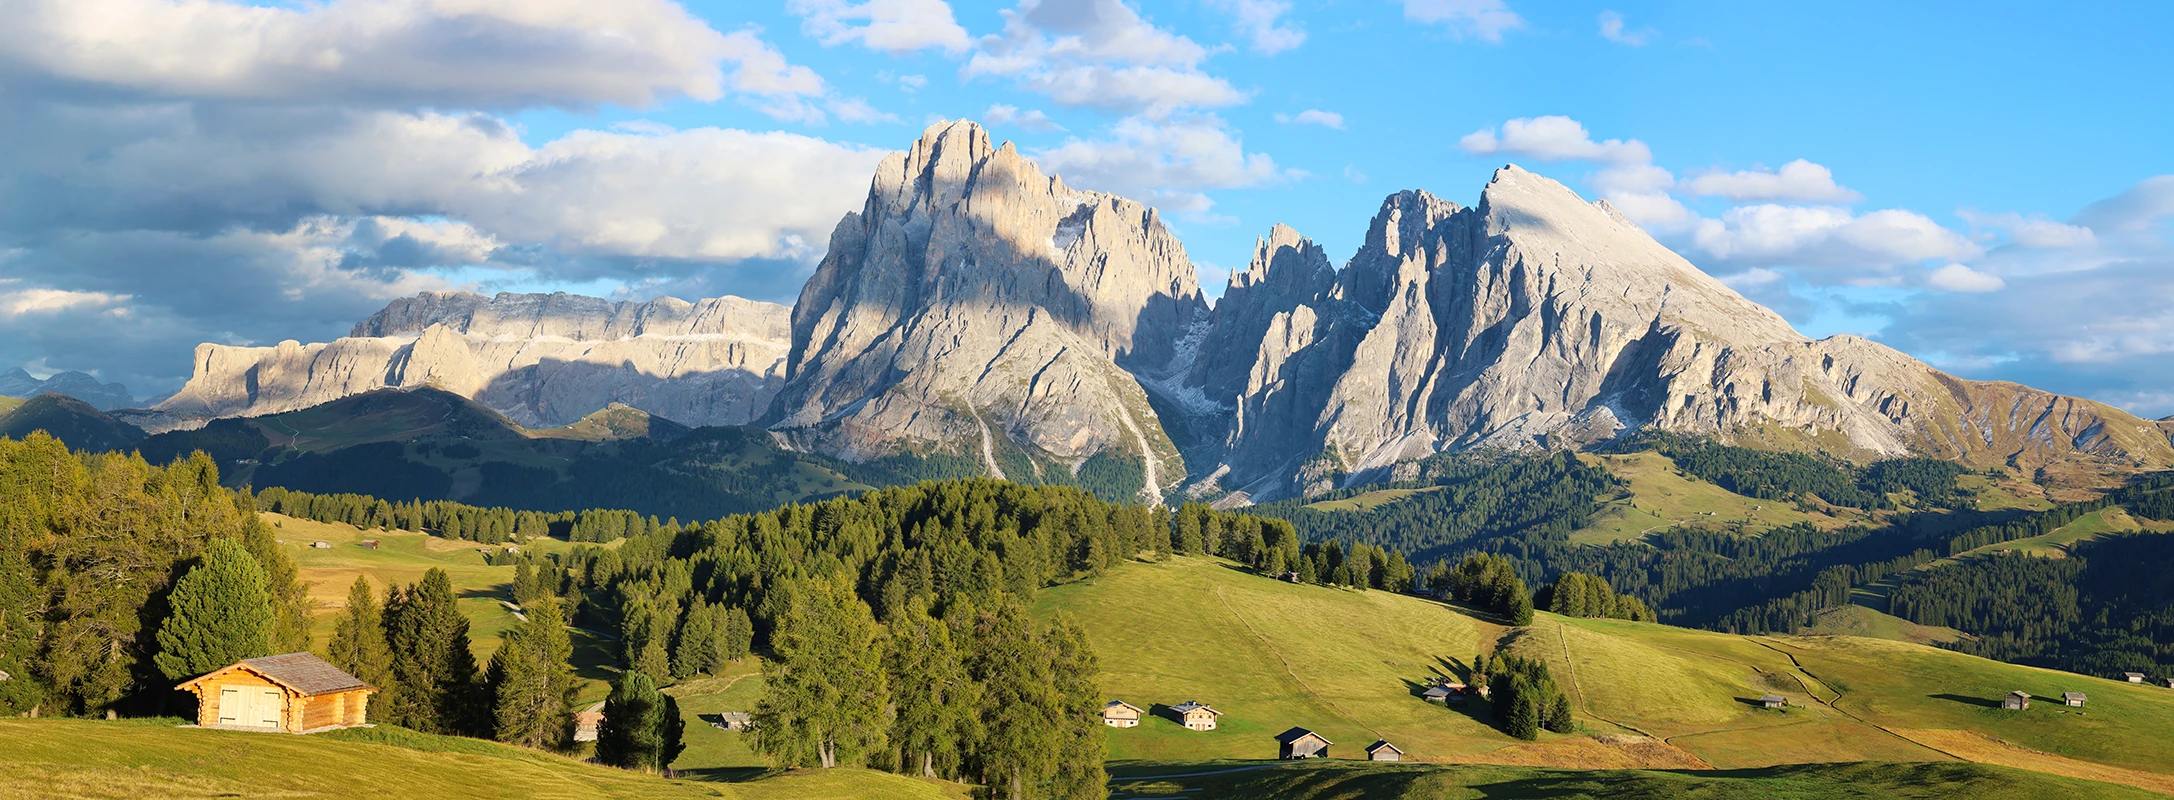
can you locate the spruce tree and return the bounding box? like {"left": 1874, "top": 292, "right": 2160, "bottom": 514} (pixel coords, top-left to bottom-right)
{"left": 671, "top": 598, "right": 719, "bottom": 679}
{"left": 327, "top": 575, "right": 394, "bottom": 718}
{"left": 1508, "top": 584, "right": 1535, "bottom": 626}
{"left": 1544, "top": 692, "right": 1576, "bottom": 733}
{"left": 722, "top": 607, "right": 754, "bottom": 662}
{"left": 1504, "top": 678, "right": 1541, "bottom": 740}
{"left": 886, "top": 598, "right": 976, "bottom": 779}
{"left": 386, "top": 568, "right": 480, "bottom": 734}
{"left": 489, "top": 598, "right": 578, "bottom": 750}
{"left": 596, "top": 670, "right": 684, "bottom": 772}
{"left": 153, "top": 538, "right": 275, "bottom": 680}
{"left": 239, "top": 490, "right": 312, "bottom": 652}
{"left": 753, "top": 578, "right": 890, "bottom": 769}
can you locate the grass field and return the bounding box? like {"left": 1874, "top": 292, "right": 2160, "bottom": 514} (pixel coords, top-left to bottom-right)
{"left": 1109, "top": 760, "right": 2166, "bottom": 799}
{"left": 0, "top": 395, "right": 22, "bottom": 415}
{"left": 1034, "top": 556, "right": 2174, "bottom": 795}
{"left": 1570, "top": 453, "right": 1854, "bottom": 545}
{"left": 1302, "top": 486, "right": 1442, "bottom": 512}
{"left": 1801, "top": 605, "right": 1967, "bottom": 646}
{"left": 0, "top": 718, "right": 966, "bottom": 800}
{"left": 666, "top": 659, "right": 773, "bottom": 778}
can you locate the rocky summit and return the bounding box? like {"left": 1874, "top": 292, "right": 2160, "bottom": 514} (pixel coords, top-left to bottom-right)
{"left": 140, "top": 291, "right": 791, "bottom": 433}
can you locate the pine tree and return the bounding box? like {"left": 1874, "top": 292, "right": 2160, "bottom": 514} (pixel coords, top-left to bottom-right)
{"left": 489, "top": 598, "right": 578, "bottom": 750}
{"left": 153, "top": 538, "right": 275, "bottom": 681}
{"left": 1508, "top": 584, "right": 1535, "bottom": 626}
{"left": 1045, "top": 615, "right": 1107, "bottom": 800}
{"left": 326, "top": 575, "right": 394, "bottom": 719}
{"left": 239, "top": 491, "right": 312, "bottom": 652}
{"left": 385, "top": 568, "right": 480, "bottom": 735}
{"left": 970, "top": 600, "right": 1065, "bottom": 800}
{"left": 752, "top": 578, "right": 890, "bottom": 769}
{"left": 0, "top": 511, "right": 47, "bottom": 716}
{"left": 886, "top": 598, "right": 976, "bottom": 779}
{"left": 1544, "top": 692, "right": 1575, "bottom": 733}
{"left": 596, "top": 670, "right": 685, "bottom": 772}
{"left": 1504, "top": 678, "right": 1541, "bottom": 740}
{"left": 722, "top": 607, "right": 754, "bottom": 662}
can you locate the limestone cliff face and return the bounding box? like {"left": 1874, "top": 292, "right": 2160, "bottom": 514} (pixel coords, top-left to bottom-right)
{"left": 144, "top": 291, "right": 790, "bottom": 433}
{"left": 1183, "top": 167, "right": 2174, "bottom": 498}
{"left": 765, "top": 121, "right": 1205, "bottom": 500}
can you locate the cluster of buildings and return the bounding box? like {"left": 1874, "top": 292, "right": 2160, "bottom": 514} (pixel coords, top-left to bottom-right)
{"left": 1100, "top": 700, "right": 1404, "bottom": 762}
{"left": 1999, "top": 673, "right": 2171, "bottom": 711}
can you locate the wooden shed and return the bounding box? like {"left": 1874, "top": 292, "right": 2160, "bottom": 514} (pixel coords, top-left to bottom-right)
{"left": 1275, "top": 727, "right": 1332, "bottom": 759}
{"left": 1423, "top": 682, "right": 1467, "bottom": 704}
{"left": 1170, "top": 701, "right": 1222, "bottom": 731}
{"left": 712, "top": 711, "right": 753, "bottom": 731}
{"left": 2124, "top": 672, "right": 2146, "bottom": 684}
{"left": 2002, "top": 691, "right": 2031, "bottom": 711}
{"left": 1366, "top": 740, "right": 1404, "bottom": 761}
{"left": 1102, "top": 701, "right": 1144, "bottom": 728}
{"left": 2164, "top": 677, "right": 2174, "bottom": 690}
{"left": 573, "top": 701, "right": 605, "bottom": 742}
{"left": 1759, "top": 695, "right": 1787, "bottom": 709}
{"left": 175, "top": 652, "right": 374, "bottom": 733}
{"left": 2063, "top": 692, "right": 2087, "bottom": 707}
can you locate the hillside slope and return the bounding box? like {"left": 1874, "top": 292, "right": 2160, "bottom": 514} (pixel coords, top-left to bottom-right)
{"left": 1033, "top": 557, "right": 2174, "bottom": 793}
{"left": 0, "top": 393, "right": 146, "bottom": 453}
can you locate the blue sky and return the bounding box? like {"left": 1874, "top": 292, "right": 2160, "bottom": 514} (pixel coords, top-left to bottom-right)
{"left": 1, "top": 0, "right": 2170, "bottom": 414}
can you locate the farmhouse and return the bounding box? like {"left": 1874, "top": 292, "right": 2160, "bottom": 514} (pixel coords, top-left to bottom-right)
{"left": 713, "top": 711, "right": 753, "bottom": 731}
{"left": 1760, "top": 695, "right": 1787, "bottom": 709}
{"left": 1275, "top": 727, "right": 1332, "bottom": 759}
{"left": 2003, "top": 691, "right": 2031, "bottom": 711}
{"left": 573, "top": 701, "right": 605, "bottom": 742}
{"left": 1101, "top": 701, "right": 1143, "bottom": 728}
{"left": 1170, "top": 701, "right": 1222, "bottom": 731}
{"left": 174, "top": 652, "right": 374, "bottom": 734}
{"left": 1366, "top": 740, "right": 1404, "bottom": 761}
{"left": 2063, "top": 692, "right": 2088, "bottom": 707}
{"left": 2124, "top": 672, "right": 2146, "bottom": 684}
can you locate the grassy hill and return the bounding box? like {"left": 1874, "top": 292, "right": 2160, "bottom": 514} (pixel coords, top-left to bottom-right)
{"left": 1110, "top": 760, "right": 2164, "bottom": 799}
{"left": 0, "top": 393, "right": 146, "bottom": 453}
{"left": 1571, "top": 452, "right": 1855, "bottom": 544}
{"left": 1800, "top": 605, "right": 1967, "bottom": 647}
{"left": 1034, "top": 556, "right": 2174, "bottom": 795}
{"left": 0, "top": 718, "right": 964, "bottom": 800}
{"left": 0, "top": 395, "right": 22, "bottom": 415}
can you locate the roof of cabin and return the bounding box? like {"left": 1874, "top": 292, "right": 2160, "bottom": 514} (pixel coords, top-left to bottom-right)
{"left": 2065, "top": 692, "right": 2088, "bottom": 700}
{"left": 1275, "top": 727, "right": 1332, "bottom": 745}
{"left": 1367, "top": 739, "right": 1402, "bottom": 754}
{"left": 1103, "top": 701, "right": 1143, "bottom": 714}
{"left": 1171, "top": 701, "right": 1221, "bottom": 716}
{"left": 1760, "top": 695, "right": 1786, "bottom": 703}
{"left": 178, "top": 652, "right": 372, "bottom": 697}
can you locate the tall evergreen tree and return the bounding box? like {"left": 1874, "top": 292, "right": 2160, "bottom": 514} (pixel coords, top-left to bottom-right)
{"left": 722, "top": 606, "right": 754, "bottom": 662}
{"left": 970, "top": 600, "right": 1065, "bottom": 800}
{"left": 887, "top": 598, "right": 977, "bottom": 779}
{"left": 489, "top": 597, "right": 578, "bottom": 750}
{"left": 153, "top": 538, "right": 275, "bottom": 680}
{"left": 753, "top": 578, "right": 891, "bottom": 769}
{"left": 238, "top": 490, "right": 312, "bottom": 652}
{"left": 385, "top": 568, "right": 480, "bottom": 735}
{"left": 671, "top": 598, "right": 720, "bottom": 679}
{"left": 326, "top": 575, "right": 394, "bottom": 719}
{"left": 0, "top": 505, "right": 46, "bottom": 716}
{"left": 596, "top": 670, "right": 684, "bottom": 772}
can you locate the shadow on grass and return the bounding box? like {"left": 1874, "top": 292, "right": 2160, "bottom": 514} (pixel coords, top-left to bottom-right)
{"left": 1930, "top": 693, "right": 2003, "bottom": 709}
{"left": 674, "top": 765, "right": 773, "bottom": 783}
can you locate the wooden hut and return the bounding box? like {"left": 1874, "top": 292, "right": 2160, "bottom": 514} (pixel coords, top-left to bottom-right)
{"left": 174, "top": 652, "right": 374, "bottom": 733}
{"left": 1171, "top": 701, "right": 1222, "bottom": 731}
{"left": 1366, "top": 740, "right": 1404, "bottom": 761}
{"left": 1275, "top": 727, "right": 1333, "bottom": 759}
{"left": 573, "top": 701, "right": 605, "bottom": 742}
{"left": 310, "top": 541, "right": 331, "bottom": 549}
{"left": 1759, "top": 695, "right": 1787, "bottom": 709}
{"left": 2063, "top": 692, "right": 2087, "bottom": 707}
{"left": 1101, "top": 701, "right": 1144, "bottom": 728}
{"left": 714, "top": 711, "right": 753, "bottom": 731}
{"left": 2164, "top": 678, "right": 2174, "bottom": 690}
{"left": 2124, "top": 672, "right": 2146, "bottom": 684}
{"left": 2002, "top": 691, "right": 2031, "bottom": 711}
{"left": 358, "top": 540, "right": 379, "bottom": 550}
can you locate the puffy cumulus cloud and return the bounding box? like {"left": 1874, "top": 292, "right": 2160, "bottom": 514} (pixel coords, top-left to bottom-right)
{"left": 983, "top": 104, "right": 1066, "bottom": 132}
{"left": 1688, "top": 205, "right": 1982, "bottom": 273}
{"left": 1684, "top": 159, "right": 1863, "bottom": 204}
{"left": 966, "top": 0, "right": 1246, "bottom": 118}
{"left": 0, "top": 0, "right": 738, "bottom": 110}
{"left": 1275, "top": 109, "right": 1344, "bottom": 129}
{"left": 1598, "top": 11, "right": 1655, "bottom": 46}
{"left": 1205, "top": 0, "right": 1307, "bottom": 55}
{"left": 1459, "top": 116, "right": 1652, "bottom": 164}
{"left": 1033, "top": 116, "right": 1290, "bottom": 218}
{"left": 1925, "top": 262, "right": 2005, "bottom": 293}
{"left": 788, "top": 0, "right": 972, "bottom": 55}
{"left": 2075, "top": 174, "right": 2174, "bottom": 232}
{"left": 1399, "top": 0, "right": 1524, "bottom": 42}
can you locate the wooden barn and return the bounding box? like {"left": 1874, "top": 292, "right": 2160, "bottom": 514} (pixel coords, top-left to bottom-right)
{"left": 1102, "top": 701, "right": 1143, "bottom": 728}
{"left": 1422, "top": 682, "right": 1467, "bottom": 704}
{"left": 573, "top": 701, "right": 605, "bottom": 742}
{"left": 2124, "top": 672, "right": 2147, "bottom": 684}
{"left": 2064, "top": 692, "right": 2088, "bottom": 707}
{"left": 2002, "top": 691, "right": 2031, "bottom": 711}
{"left": 1366, "top": 740, "right": 1404, "bottom": 761}
{"left": 1275, "top": 727, "right": 1332, "bottom": 759}
{"left": 175, "top": 652, "right": 374, "bottom": 734}
{"left": 1759, "top": 695, "right": 1787, "bottom": 709}
{"left": 1170, "top": 701, "right": 1222, "bottom": 731}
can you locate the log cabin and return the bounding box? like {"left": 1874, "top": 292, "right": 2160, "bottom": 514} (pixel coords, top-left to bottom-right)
{"left": 175, "top": 652, "right": 374, "bottom": 734}
{"left": 1170, "top": 701, "right": 1222, "bottom": 731}
{"left": 1366, "top": 740, "right": 1404, "bottom": 761}
{"left": 1275, "top": 727, "right": 1332, "bottom": 759}
{"left": 2002, "top": 691, "right": 2031, "bottom": 711}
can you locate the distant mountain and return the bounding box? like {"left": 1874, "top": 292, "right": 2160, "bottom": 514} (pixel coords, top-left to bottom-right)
{"left": 0, "top": 393, "right": 147, "bottom": 453}
{"left": 0, "top": 368, "right": 133, "bottom": 411}
{"left": 133, "top": 291, "right": 791, "bottom": 434}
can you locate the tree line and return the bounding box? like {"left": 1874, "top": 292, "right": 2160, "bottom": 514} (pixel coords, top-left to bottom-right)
{"left": 1610, "top": 432, "right": 1970, "bottom": 510}
{"left": 1888, "top": 532, "right": 2174, "bottom": 679}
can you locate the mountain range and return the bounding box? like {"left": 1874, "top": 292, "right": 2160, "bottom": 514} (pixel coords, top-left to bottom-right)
{"left": 0, "top": 368, "right": 134, "bottom": 411}
{"left": 110, "top": 120, "right": 2174, "bottom": 502}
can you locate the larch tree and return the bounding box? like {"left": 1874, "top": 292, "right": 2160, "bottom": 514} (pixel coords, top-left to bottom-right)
{"left": 326, "top": 575, "right": 394, "bottom": 718}
{"left": 969, "top": 600, "right": 1063, "bottom": 800}
{"left": 152, "top": 538, "right": 275, "bottom": 681}
{"left": 490, "top": 597, "right": 578, "bottom": 750}
{"left": 752, "top": 577, "right": 890, "bottom": 769}
{"left": 886, "top": 598, "right": 977, "bottom": 779}
{"left": 237, "top": 489, "right": 313, "bottom": 652}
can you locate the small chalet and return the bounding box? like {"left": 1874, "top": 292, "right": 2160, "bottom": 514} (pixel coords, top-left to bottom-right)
{"left": 1102, "top": 701, "right": 1144, "bottom": 728}
{"left": 1275, "top": 727, "right": 1332, "bottom": 759}
{"left": 573, "top": 700, "right": 605, "bottom": 742}
{"left": 1759, "top": 695, "right": 1787, "bottom": 709}
{"left": 174, "top": 652, "right": 374, "bottom": 734}
{"left": 1171, "top": 701, "right": 1222, "bottom": 731}
{"left": 310, "top": 541, "right": 331, "bottom": 549}
{"left": 2063, "top": 692, "right": 2088, "bottom": 707}
{"left": 2124, "top": 672, "right": 2147, "bottom": 684}
{"left": 713, "top": 711, "right": 753, "bottom": 731}
{"left": 2165, "top": 678, "right": 2174, "bottom": 690}
{"left": 1366, "top": 740, "right": 1404, "bottom": 762}
{"left": 2002, "top": 691, "right": 2031, "bottom": 711}
{"left": 358, "top": 540, "right": 379, "bottom": 550}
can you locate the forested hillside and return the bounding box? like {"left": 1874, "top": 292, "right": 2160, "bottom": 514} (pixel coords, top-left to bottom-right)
{"left": 1889, "top": 532, "right": 2174, "bottom": 677}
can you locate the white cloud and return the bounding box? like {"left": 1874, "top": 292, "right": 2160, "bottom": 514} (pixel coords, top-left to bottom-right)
{"left": 984, "top": 104, "right": 1067, "bottom": 132}
{"left": 827, "top": 96, "right": 900, "bottom": 124}
{"left": 1459, "top": 116, "right": 1652, "bottom": 164}
{"left": 1399, "top": 0, "right": 1524, "bottom": 42}
{"left": 966, "top": 0, "right": 1246, "bottom": 118}
{"left": 1275, "top": 109, "right": 1344, "bottom": 129}
{"left": 2075, "top": 175, "right": 2174, "bottom": 232}
{"left": 1718, "top": 268, "right": 1784, "bottom": 290}
{"left": 1205, "top": 0, "right": 1307, "bottom": 55}
{"left": 1684, "top": 159, "right": 1863, "bottom": 204}
{"left": 0, "top": 288, "right": 131, "bottom": 317}
{"left": 789, "top": 0, "right": 973, "bottom": 55}
{"left": 1597, "top": 11, "right": 1655, "bottom": 46}
{"left": 1926, "top": 263, "right": 2004, "bottom": 293}
{"left": 1689, "top": 205, "right": 1983, "bottom": 271}
{"left": 718, "top": 29, "right": 831, "bottom": 123}
{"left": 1959, "top": 210, "right": 2099, "bottom": 249}
{"left": 1033, "top": 115, "right": 1291, "bottom": 217}
{"left": 0, "top": 0, "right": 738, "bottom": 109}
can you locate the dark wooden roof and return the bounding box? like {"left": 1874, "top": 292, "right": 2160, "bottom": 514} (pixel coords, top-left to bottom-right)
{"left": 1172, "top": 701, "right": 1221, "bottom": 716}
{"left": 2007, "top": 691, "right": 2031, "bottom": 698}
{"left": 2064, "top": 692, "right": 2088, "bottom": 700}
{"left": 241, "top": 652, "right": 371, "bottom": 696}
{"left": 1760, "top": 695, "right": 1786, "bottom": 703}
{"left": 1275, "top": 726, "right": 1332, "bottom": 745}
{"left": 1367, "top": 739, "right": 1402, "bottom": 754}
